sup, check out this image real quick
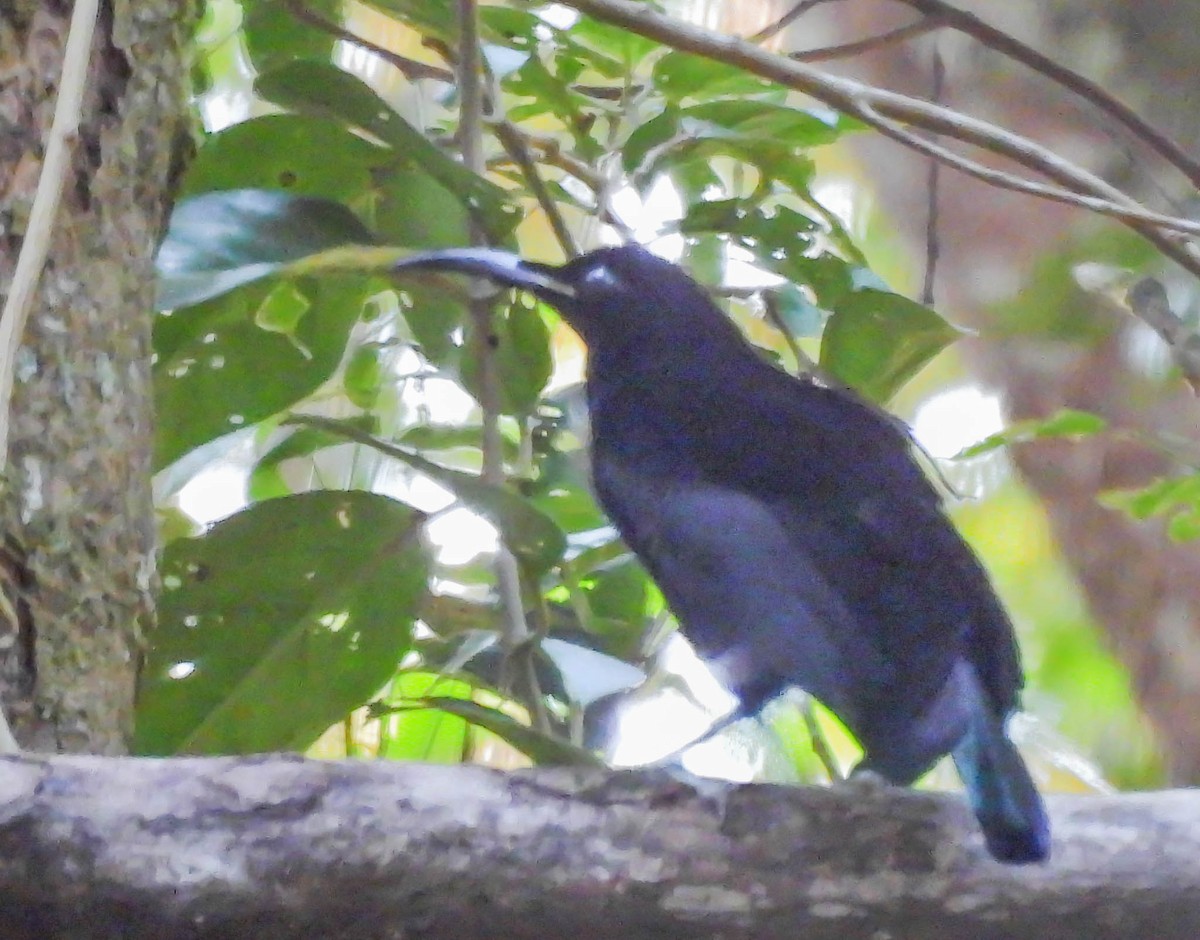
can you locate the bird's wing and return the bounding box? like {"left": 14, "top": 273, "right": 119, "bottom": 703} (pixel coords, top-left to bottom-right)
{"left": 591, "top": 450, "right": 889, "bottom": 727}
{"left": 717, "top": 371, "right": 1025, "bottom": 719}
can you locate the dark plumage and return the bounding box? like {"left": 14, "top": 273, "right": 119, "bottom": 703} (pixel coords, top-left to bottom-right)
{"left": 393, "top": 244, "right": 1050, "bottom": 864}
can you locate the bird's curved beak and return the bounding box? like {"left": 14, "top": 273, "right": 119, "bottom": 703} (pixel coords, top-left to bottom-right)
{"left": 392, "top": 248, "right": 575, "bottom": 302}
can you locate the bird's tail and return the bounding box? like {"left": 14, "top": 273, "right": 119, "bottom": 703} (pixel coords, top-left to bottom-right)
{"left": 952, "top": 706, "right": 1050, "bottom": 864}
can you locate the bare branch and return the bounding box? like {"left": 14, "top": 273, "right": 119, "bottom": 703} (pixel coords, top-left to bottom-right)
{"left": 857, "top": 102, "right": 1200, "bottom": 240}
{"left": 494, "top": 120, "right": 580, "bottom": 258}
{"left": 791, "top": 18, "right": 943, "bottom": 63}
{"left": 922, "top": 43, "right": 945, "bottom": 306}
{"left": 453, "top": 1, "right": 547, "bottom": 730}
{"left": 553, "top": 0, "right": 1200, "bottom": 284}
{"left": 888, "top": 0, "right": 1200, "bottom": 190}
{"left": 1, "top": 755, "right": 1199, "bottom": 939}
{"left": 751, "top": 0, "right": 844, "bottom": 44}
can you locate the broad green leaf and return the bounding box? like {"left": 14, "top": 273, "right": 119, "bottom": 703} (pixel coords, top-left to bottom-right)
{"left": 156, "top": 189, "right": 376, "bottom": 310}
{"left": 528, "top": 441, "right": 605, "bottom": 532}
{"left": 135, "top": 491, "right": 429, "bottom": 755}
{"left": 242, "top": 0, "right": 340, "bottom": 71}
{"left": 358, "top": 0, "right": 455, "bottom": 40}
{"left": 287, "top": 414, "right": 568, "bottom": 572}
{"left": 390, "top": 697, "right": 603, "bottom": 766}
{"left": 344, "top": 344, "right": 384, "bottom": 409}
{"left": 679, "top": 199, "right": 820, "bottom": 273}
{"left": 819, "top": 290, "right": 964, "bottom": 403}
{"left": 374, "top": 166, "right": 474, "bottom": 250}
{"left": 460, "top": 295, "right": 553, "bottom": 415}
{"left": 653, "top": 50, "right": 779, "bottom": 102}
{"left": 624, "top": 100, "right": 845, "bottom": 175}
{"left": 154, "top": 275, "right": 370, "bottom": 469}
{"left": 568, "top": 14, "right": 659, "bottom": 71}
{"left": 358, "top": 0, "right": 540, "bottom": 47}
{"left": 248, "top": 415, "right": 381, "bottom": 502}
{"left": 956, "top": 409, "right": 1108, "bottom": 460}
{"left": 1168, "top": 510, "right": 1200, "bottom": 541}
{"left": 256, "top": 60, "right": 519, "bottom": 241}
{"left": 180, "top": 114, "right": 389, "bottom": 199}
{"left": 396, "top": 282, "right": 465, "bottom": 364}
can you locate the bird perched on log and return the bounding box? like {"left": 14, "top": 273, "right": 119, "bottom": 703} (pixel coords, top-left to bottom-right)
{"left": 393, "top": 244, "right": 1050, "bottom": 864}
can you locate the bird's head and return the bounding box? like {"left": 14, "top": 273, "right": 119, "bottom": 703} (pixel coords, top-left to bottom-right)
{"left": 392, "top": 245, "right": 728, "bottom": 350}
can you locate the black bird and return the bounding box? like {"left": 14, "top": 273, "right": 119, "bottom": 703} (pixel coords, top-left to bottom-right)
{"left": 393, "top": 244, "right": 1050, "bottom": 864}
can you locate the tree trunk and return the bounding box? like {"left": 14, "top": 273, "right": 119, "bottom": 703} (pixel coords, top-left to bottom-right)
{"left": 0, "top": 0, "right": 195, "bottom": 752}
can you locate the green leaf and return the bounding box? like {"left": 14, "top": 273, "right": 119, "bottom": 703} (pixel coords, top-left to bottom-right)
{"left": 376, "top": 672, "right": 473, "bottom": 763}
{"left": 255, "top": 60, "right": 519, "bottom": 241}
{"left": 393, "top": 281, "right": 462, "bottom": 363}
{"left": 287, "top": 414, "right": 568, "bottom": 572}
{"left": 154, "top": 275, "right": 370, "bottom": 469}
{"left": 956, "top": 409, "right": 1109, "bottom": 459}
{"left": 355, "top": 0, "right": 456, "bottom": 43}
{"left": 156, "top": 189, "right": 376, "bottom": 310}
{"left": 135, "top": 491, "right": 429, "bottom": 755}
{"left": 180, "top": 114, "right": 389, "bottom": 199}
{"left": 819, "top": 290, "right": 964, "bottom": 403}
{"left": 505, "top": 54, "right": 601, "bottom": 161}
{"left": 393, "top": 697, "right": 603, "bottom": 766}
{"left": 624, "top": 100, "right": 845, "bottom": 176}
{"left": 241, "top": 0, "right": 340, "bottom": 71}
{"left": 1167, "top": 510, "right": 1200, "bottom": 542}
{"left": 1101, "top": 473, "right": 1200, "bottom": 541}
{"left": 653, "top": 51, "right": 779, "bottom": 102}
{"left": 344, "top": 344, "right": 384, "bottom": 409}
{"left": 679, "top": 199, "right": 820, "bottom": 274}
{"left": 567, "top": 14, "right": 659, "bottom": 71}
{"left": 248, "top": 415, "right": 381, "bottom": 501}
{"left": 460, "top": 295, "right": 553, "bottom": 415}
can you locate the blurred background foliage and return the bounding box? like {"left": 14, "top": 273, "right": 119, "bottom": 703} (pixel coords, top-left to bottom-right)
{"left": 142, "top": 0, "right": 1188, "bottom": 794}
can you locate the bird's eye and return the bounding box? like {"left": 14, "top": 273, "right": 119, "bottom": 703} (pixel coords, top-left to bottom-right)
{"left": 582, "top": 265, "right": 622, "bottom": 290}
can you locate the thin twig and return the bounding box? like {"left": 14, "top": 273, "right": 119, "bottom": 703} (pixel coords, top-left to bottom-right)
{"left": 284, "top": 0, "right": 453, "bottom": 82}
{"left": 761, "top": 291, "right": 809, "bottom": 371}
{"left": 857, "top": 101, "right": 1200, "bottom": 241}
{"left": 0, "top": 0, "right": 99, "bottom": 467}
{"left": 888, "top": 0, "right": 1200, "bottom": 190}
{"left": 455, "top": 0, "right": 549, "bottom": 732}
{"left": 791, "top": 18, "right": 943, "bottom": 63}
{"left": 751, "top": 0, "right": 844, "bottom": 44}
{"left": 493, "top": 120, "right": 580, "bottom": 258}
{"left": 0, "top": 0, "right": 101, "bottom": 756}
{"left": 921, "top": 43, "right": 944, "bottom": 307}
{"left": 518, "top": 131, "right": 606, "bottom": 192}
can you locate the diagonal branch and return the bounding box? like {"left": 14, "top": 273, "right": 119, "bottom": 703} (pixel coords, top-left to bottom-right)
{"left": 888, "top": 0, "right": 1200, "bottom": 189}
{"left": 553, "top": 0, "right": 1200, "bottom": 284}
{"left": 790, "top": 17, "right": 943, "bottom": 63}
